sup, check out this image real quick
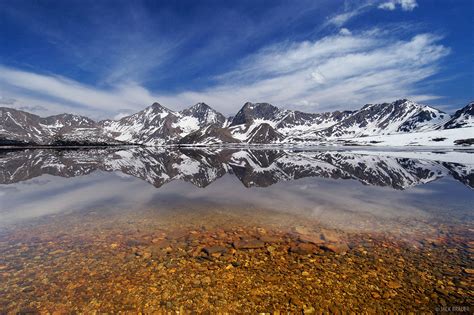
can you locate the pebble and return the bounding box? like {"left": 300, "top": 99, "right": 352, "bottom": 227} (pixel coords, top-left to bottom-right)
{"left": 289, "top": 243, "right": 317, "bottom": 255}
{"left": 387, "top": 280, "right": 402, "bottom": 289}
{"left": 233, "top": 239, "right": 265, "bottom": 249}
{"left": 320, "top": 229, "right": 341, "bottom": 243}
{"left": 202, "top": 246, "right": 227, "bottom": 255}
{"left": 298, "top": 233, "right": 325, "bottom": 245}
{"left": 371, "top": 292, "right": 381, "bottom": 299}
{"left": 321, "top": 243, "right": 349, "bottom": 255}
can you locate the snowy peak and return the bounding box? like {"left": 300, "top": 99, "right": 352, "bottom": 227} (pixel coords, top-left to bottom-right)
{"left": 323, "top": 99, "right": 449, "bottom": 138}
{"left": 179, "top": 102, "right": 226, "bottom": 127}
{"left": 143, "top": 102, "right": 172, "bottom": 119}
{"left": 150, "top": 102, "right": 170, "bottom": 111}
{"left": 1, "top": 99, "right": 472, "bottom": 146}
{"left": 41, "top": 113, "right": 97, "bottom": 133}
{"left": 0, "top": 107, "right": 45, "bottom": 144}
{"left": 102, "top": 103, "right": 179, "bottom": 145}
{"left": 444, "top": 102, "right": 474, "bottom": 129}
{"left": 276, "top": 110, "right": 353, "bottom": 129}
{"left": 0, "top": 107, "right": 117, "bottom": 145}
{"left": 102, "top": 102, "right": 227, "bottom": 145}
{"left": 224, "top": 102, "right": 356, "bottom": 143}
{"left": 231, "top": 102, "right": 285, "bottom": 126}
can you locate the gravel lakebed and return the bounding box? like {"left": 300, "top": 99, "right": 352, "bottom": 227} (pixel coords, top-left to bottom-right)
{"left": 0, "top": 206, "right": 472, "bottom": 313}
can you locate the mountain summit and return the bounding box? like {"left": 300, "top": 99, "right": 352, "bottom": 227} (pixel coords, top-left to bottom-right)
{"left": 1, "top": 99, "right": 472, "bottom": 146}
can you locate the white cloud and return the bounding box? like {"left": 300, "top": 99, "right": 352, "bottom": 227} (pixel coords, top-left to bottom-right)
{"left": 378, "top": 2, "right": 396, "bottom": 10}
{"left": 339, "top": 28, "right": 352, "bottom": 36}
{"left": 327, "top": 11, "right": 359, "bottom": 27}
{"left": 310, "top": 70, "right": 326, "bottom": 84}
{"left": 156, "top": 31, "right": 449, "bottom": 112}
{"left": 327, "top": 0, "right": 418, "bottom": 29}
{"left": 0, "top": 66, "right": 158, "bottom": 118}
{"left": 0, "top": 29, "right": 449, "bottom": 117}
{"left": 379, "top": 0, "right": 418, "bottom": 11}
{"left": 400, "top": 0, "right": 418, "bottom": 11}
{"left": 325, "top": 4, "right": 369, "bottom": 28}
{"left": 0, "top": 96, "right": 16, "bottom": 105}
{"left": 18, "top": 105, "right": 48, "bottom": 112}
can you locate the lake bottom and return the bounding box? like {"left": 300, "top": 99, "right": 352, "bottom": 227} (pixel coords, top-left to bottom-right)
{"left": 0, "top": 204, "right": 472, "bottom": 313}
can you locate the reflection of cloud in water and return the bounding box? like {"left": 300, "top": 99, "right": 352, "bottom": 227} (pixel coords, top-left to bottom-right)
{"left": 19, "top": 178, "right": 52, "bottom": 186}
{"left": 0, "top": 148, "right": 472, "bottom": 238}
{"left": 172, "top": 176, "right": 431, "bottom": 229}
{"left": 3, "top": 171, "right": 463, "bottom": 233}
{"left": 0, "top": 173, "right": 157, "bottom": 225}
{"left": 0, "top": 186, "right": 19, "bottom": 195}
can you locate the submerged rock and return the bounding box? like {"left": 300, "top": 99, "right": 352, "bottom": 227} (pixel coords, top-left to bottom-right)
{"left": 203, "top": 246, "right": 227, "bottom": 256}
{"left": 387, "top": 280, "right": 402, "bottom": 289}
{"left": 233, "top": 239, "right": 265, "bottom": 249}
{"left": 289, "top": 243, "right": 318, "bottom": 255}
{"left": 320, "top": 243, "right": 349, "bottom": 255}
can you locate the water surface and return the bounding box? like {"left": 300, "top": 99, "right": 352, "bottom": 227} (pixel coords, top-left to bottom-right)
{"left": 0, "top": 147, "right": 472, "bottom": 312}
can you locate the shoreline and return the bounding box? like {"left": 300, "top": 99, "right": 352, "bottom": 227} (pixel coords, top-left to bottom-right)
{"left": 0, "top": 143, "right": 472, "bottom": 150}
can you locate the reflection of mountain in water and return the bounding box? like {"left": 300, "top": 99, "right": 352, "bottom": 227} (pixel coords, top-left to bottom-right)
{"left": 0, "top": 148, "right": 472, "bottom": 190}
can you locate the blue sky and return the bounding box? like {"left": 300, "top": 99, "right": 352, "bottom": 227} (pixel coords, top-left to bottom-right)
{"left": 0, "top": 0, "right": 472, "bottom": 119}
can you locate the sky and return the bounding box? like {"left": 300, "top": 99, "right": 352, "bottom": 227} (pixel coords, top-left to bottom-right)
{"left": 0, "top": 0, "right": 472, "bottom": 119}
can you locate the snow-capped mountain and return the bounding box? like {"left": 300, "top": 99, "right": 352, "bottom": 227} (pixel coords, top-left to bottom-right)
{"left": 227, "top": 102, "right": 285, "bottom": 143}
{"left": 179, "top": 99, "right": 472, "bottom": 145}
{"left": 277, "top": 110, "right": 354, "bottom": 141}
{"left": 1, "top": 147, "right": 472, "bottom": 190}
{"left": 225, "top": 102, "right": 353, "bottom": 143}
{"left": 0, "top": 107, "right": 48, "bottom": 144}
{"left": 1, "top": 99, "right": 472, "bottom": 146}
{"left": 101, "top": 102, "right": 226, "bottom": 146}
{"left": 320, "top": 99, "right": 449, "bottom": 139}
{"left": 180, "top": 102, "right": 226, "bottom": 127}
{"left": 443, "top": 102, "right": 474, "bottom": 129}
{"left": 0, "top": 107, "right": 117, "bottom": 145}
{"left": 40, "top": 113, "right": 96, "bottom": 131}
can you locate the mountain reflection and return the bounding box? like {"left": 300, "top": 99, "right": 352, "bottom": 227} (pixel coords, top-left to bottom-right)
{"left": 0, "top": 147, "right": 472, "bottom": 190}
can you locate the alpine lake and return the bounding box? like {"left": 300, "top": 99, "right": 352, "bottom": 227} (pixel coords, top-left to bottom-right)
{"left": 0, "top": 146, "right": 472, "bottom": 313}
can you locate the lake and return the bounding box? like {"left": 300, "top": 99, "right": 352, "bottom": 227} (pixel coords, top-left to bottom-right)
{"left": 0, "top": 147, "right": 472, "bottom": 312}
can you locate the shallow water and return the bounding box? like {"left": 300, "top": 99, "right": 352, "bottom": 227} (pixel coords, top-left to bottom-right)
{"left": 0, "top": 147, "right": 473, "bottom": 312}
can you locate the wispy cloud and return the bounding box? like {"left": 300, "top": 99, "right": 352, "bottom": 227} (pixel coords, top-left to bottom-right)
{"left": 18, "top": 105, "right": 48, "bottom": 112}
{"left": 325, "top": 0, "right": 418, "bottom": 28}
{"left": 156, "top": 30, "right": 449, "bottom": 113}
{"left": 378, "top": 0, "right": 418, "bottom": 11}
{"left": 0, "top": 65, "right": 158, "bottom": 117}
{"left": 0, "top": 28, "right": 449, "bottom": 117}
{"left": 0, "top": 96, "right": 17, "bottom": 105}
{"left": 325, "top": 1, "right": 373, "bottom": 27}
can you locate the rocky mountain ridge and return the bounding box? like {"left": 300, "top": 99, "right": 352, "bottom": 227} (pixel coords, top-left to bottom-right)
{"left": 0, "top": 107, "right": 117, "bottom": 145}
{"left": 1, "top": 99, "right": 472, "bottom": 146}
{"left": 443, "top": 102, "right": 474, "bottom": 129}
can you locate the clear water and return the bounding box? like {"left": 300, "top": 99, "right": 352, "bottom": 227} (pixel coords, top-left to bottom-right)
{"left": 1, "top": 147, "right": 472, "bottom": 231}
{"left": 0, "top": 147, "right": 472, "bottom": 312}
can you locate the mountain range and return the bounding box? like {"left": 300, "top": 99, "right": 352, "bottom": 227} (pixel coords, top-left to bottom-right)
{"left": 1, "top": 99, "right": 472, "bottom": 146}
{"left": 0, "top": 147, "right": 472, "bottom": 190}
